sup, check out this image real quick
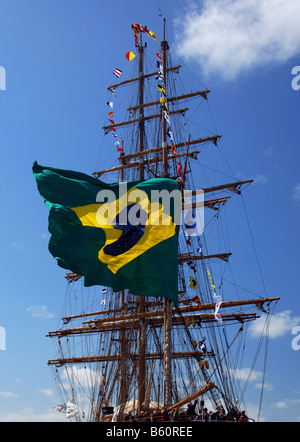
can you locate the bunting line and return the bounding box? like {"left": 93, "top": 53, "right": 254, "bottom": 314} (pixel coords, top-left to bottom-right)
{"left": 207, "top": 269, "right": 222, "bottom": 324}
{"left": 103, "top": 24, "right": 164, "bottom": 156}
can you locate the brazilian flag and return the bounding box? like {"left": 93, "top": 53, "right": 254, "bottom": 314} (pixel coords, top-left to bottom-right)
{"left": 33, "top": 162, "right": 180, "bottom": 307}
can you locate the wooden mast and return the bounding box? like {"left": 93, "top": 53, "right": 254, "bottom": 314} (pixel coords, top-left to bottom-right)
{"left": 138, "top": 33, "right": 145, "bottom": 180}
{"left": 137, "top": 32, "right": 146, "bottom": 414}
{"left": 117, "top": 31, "right": 146, "bottom": 417}
{"left": 161, "top": 17, "right": 173, "bottom": 409}
{"left": 118, "top": 290, "right": 128, "bottom": 421}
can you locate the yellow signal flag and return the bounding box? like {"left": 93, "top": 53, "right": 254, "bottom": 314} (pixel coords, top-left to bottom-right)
{"left": 149, "top": 30, "right": 159, "bottom": 42}
{"left": 189, "top": 276, "right": 198, "bottom": 290}
{"left": 126, "top": 51, "right": 136, "bottom": 62}
{"left": 160, "top": 96, "right": 168, "bottom": 110}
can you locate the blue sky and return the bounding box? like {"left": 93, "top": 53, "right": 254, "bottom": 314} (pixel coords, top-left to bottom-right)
{"left": 0, "top": 0, "right": 300, "bottom": 422}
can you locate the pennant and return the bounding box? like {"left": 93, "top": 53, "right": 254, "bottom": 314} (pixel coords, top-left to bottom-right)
{"left": 189, "top": 276, "right": 197, "bottom": 290}
{"left": 155, "top": 61, "right": 165, "bottom": 80}
{"left": 160, "top": 96, "right": 168, "bottom": 109}
{"left": 156, "top": 71, "right": 164, "bottom": 82}
{"left": 177, "top": 162, "right": 182, "bottom": 176}
{"left": 115, "top": 141, "right": 123, "bottom": 152}
{"left": 149, "top": 30, "right": 159, "bottom": 42}
{"left": 107, "top": 87, "right": 115, "bottom": 94}
{"left": 157, "top": 84, "right": 166, "bottom": 95}
{"left": 170, "top": 144, "right": 178, "bottom": 157}
{"left": 101, "top": 299, "right": 106, "bottom": 305}
{"left": 53, "top": 403, "right": 66, "bottom": 413}
{"left": 108, "top": 111, "right": 113, "bottom": 117}
{"left": 214, "top": 293, "right": 222, "bottom": 324}
{"left": 132, "top": 23, "right": 141, "bottom": 34}
{"left": 113, "top": 68, "right": 122, "bottom": 78}
{"left": 139, "top": 25, "right": 150, "bottom": 35}
{"left": 197, "top": 238, "right": 203, "bottom": 257}
{"left": 184, "top": 208, "right": 197, "bottom": 231}
{"left": 132, "top": 24, "right": 152, "bottom": 36}
{"left": 192, "top": 295, "right": 201, "bottom": 309}
{"left": 197, "top": 245, "right": 203, "bottom": 256}
{"left": 132, "top": 24, "right": 159, "bottom": 44}
{"left": 65, "top": 401, "right": 79, "bottom": 419}
{"left": 107, "top": 102, "right": 113, "bottom": 108}
{"left": 199, "top": 338, "right": 207, "bottom": 354}
{"left": 108, "top": 119, "right": 115, "bottom": 125}
{"left": 126, "top": 51, "right": 136, "bottom": 61}
{"left": 163, "top": 110, "right": 170, "bottom": 125}
{"left": 155, "top": 51, "right": 162, "bottom": 61}
{"left": 101, "top": 288, "right": 107, "bottom": 294}
{"left": 157, "top": 60, "right": 162, "bottom": 68}
{"left": 166, "top": 127, "right": 173, "bottom": 140}
{"left": 187, "top": 260, "right": 196, "bottom": 271}
{"left": 207, "top": 269, "right": 222, "bottom": 322}
{"left": 257, "top": 302, "right": 268, "bottom": 313}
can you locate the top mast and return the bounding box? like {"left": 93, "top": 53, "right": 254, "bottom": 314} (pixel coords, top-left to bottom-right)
{"left": 161, "top": 17, "right": 173, "bottom": 408}
{"left": 137, "top": 32, "right": 146, "bottom": 414}
{"left": 138, "top": 32, "right": 145, "bottom": 180}
{"left": 162, "top": 18, "right": 168, "bottom": 178}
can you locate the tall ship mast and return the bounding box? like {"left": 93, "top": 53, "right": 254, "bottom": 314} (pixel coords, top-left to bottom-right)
{"left": 34, "top": 20, "right": 279, "bottom": 422}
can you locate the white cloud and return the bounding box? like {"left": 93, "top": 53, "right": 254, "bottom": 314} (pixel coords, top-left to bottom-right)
{"left": 255, "top": 382, "right": 274, "bottom": 391}
{"left": 0, "top": 407, "right": 65, "bottom": 422}
{"left": 175, "top": 0, "right": 300, "bottom": 80}
{"left": 262, "top": 148, "right": 272, "bottom": 156}
{"left": 230, "top": 367, "right": 262, "bottom": 382}
{"left": 38, "top": 388, "right": 54, "bottom": 397}
{"left": 292, "top": 183, "right": 300, "bottom": 202}
{"left": 236, "top": 172, "right": 269, "bottom": 184}
{"left": 273, "top": 400, "right": 288, "bottom": 409}
{"left": 11, "top": 241, "right": 25, "bottom": 252}
{"left": 252, "top": 174, "right": 269, "bottom": 184}
{"left": 27, "top": 305, "right": 54, "bottom": 319}
{"left": 61, "top": 366, "right": 104, "bottom": 390}
{"left": 272, "top": 398, "right": 300, "bottom": 409}
{"left": 0, "top": 392, "right": 18, "bottom": 399}
{"left": 249, "top": 310, "right": 300, "bottom": 339}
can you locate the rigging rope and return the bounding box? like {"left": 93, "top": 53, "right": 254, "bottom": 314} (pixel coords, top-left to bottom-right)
{"left": 257, "top": 312, "right": 271, "bottom": 422}
{"left": 241, "top": 193, "right": 268, "bottom": 298}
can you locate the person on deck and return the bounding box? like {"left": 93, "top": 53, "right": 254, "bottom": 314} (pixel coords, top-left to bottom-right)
{"left": 227, "top": 407, "right": 239, "bottom": 422}
{"left": 124, "top": 411, "right": 134, "bottom": 421}
{"left": 238, "top": 410, "right": 249, "bottom": 422}
{"left": 186, "top": 397, "right": 198, "bottom": 420}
